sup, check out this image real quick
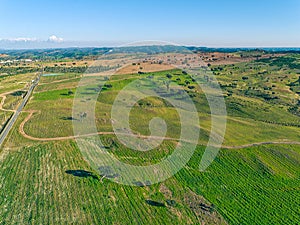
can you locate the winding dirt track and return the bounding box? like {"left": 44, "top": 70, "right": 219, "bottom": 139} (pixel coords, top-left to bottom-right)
{"left": 19, "top": 111, "right": 178, "bottom": 142}
{"left": 19, "top": 111, "right": 300, "bottom": 149}
{"left": 15, "top": 75, "right": 300, "bottom": 149}
{"left": 0, "top": 91, "right": 18, "bottom": 112}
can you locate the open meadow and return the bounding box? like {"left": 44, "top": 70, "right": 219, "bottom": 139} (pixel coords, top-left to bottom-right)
{"left": 0, "top": 50, "right": 299, "bottom": 224}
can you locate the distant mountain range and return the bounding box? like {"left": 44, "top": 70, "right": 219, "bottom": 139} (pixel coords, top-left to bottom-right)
{"left": 1, "top": 45, "right": 300, "bottom": 61}
{"left": 1, "top": 38, "right": 300, "bottom": 52}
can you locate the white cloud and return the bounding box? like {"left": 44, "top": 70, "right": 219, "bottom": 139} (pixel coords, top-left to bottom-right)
{"left": 48, "top": 35, "right": 64, "bottom": 43}
{"left": 0, "top": 37, "right": 38, "bottom": 42}
{"left": 0, "top": 36, "right": 64, "bottom": 43}
{"left": 12, "top": 37, "right": 37, "bottom": 42}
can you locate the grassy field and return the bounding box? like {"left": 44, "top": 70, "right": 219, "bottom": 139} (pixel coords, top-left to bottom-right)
{"left": 0, "top": 111, "right": 13, "bottom": 132}
{"left": 0, "top": 140, "right": 226, "bottom": 225}
{"left": 0, "top": 72, "right": 36, "bottom": 135}
{"left": 0, "top": 137, "right": 298, "bottom": 224}
{"left": 0, "top": 52, "right": 300, "bottom": 224}
{"left": 2, "top": 91, "right": 26, "bottom": 110}
{"left": 179, "top": 144, "right": 300, "bottom": 225}
{"left": 23, "top": 68, "right": 300, "bottom": 146}
{"left": 0, "top": 73, "right": 36, "bottom": 94}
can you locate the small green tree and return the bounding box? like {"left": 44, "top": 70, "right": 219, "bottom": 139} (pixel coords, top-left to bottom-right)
{"left": 166, "top": 74, "right": 172, "bottom": 79}
{"left": 68, "top": 90, "right": 74, "bottom": 95}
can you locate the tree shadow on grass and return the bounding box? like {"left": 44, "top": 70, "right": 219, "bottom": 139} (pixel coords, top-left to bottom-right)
{"left": 65, "top": 170, "right": 99, "bottom": 180}
{"left": 11, "top": 90, "right": 26, "bottom": 96}
{"left": 60, "top": 116, "right": 78, "bottom": 121}
{"left": 145, "top": 200, "right": 165, "bottom": 207}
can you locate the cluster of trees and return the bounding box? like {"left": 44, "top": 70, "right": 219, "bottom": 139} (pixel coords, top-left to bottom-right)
{"left": 0, "top": 66, "right": 38, "bottom": 75}
{"left": 288, "top": 99, "right": 300, "bottom": 116}
{"left": 258, "top": 56, "right": 300, "bottom": 70}
{"left": 244, "top": 89, "right": 279, "bottom": 101}
{"left": 44, "top": 66, "right": 87, "bottom": 73}
{"left": 0, "top": 48, "right": 111, "bottom": 61}
{"left": 288, "top": 76, "right": 300, "bottom": 86}
{"left": 44, "top": 65, "right": 119, "bottom": 74}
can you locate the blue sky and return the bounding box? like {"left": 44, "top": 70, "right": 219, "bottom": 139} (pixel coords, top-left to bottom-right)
{"left": 0, "top": 0, "right": 300, "bottom": 47}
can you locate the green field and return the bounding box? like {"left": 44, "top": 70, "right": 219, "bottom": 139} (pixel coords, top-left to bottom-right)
{"left": 0, "top": 111, "right": 13, "bottom": 132}
{"left": 0, "top": 51, "right": 300, "bottom": 224}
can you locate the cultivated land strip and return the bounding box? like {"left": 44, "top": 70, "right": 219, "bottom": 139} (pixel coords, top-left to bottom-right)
{"left": 19, "top": 111, "right": 300, "bottom": 149}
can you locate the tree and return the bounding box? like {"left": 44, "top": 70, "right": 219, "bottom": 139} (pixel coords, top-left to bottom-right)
{"left": 104, "top": 84, "right": 112, "bottom": 88}
{"left": 79, "top": 112, "right": 87, "bottom": 121}
{"left": 166, "top": 74, "right": 172, "bottom": 79}
{"left": 68, "top": 90, "right": 74, "bottom": 95}
{"left": 166, "top": 199, "right": 176, "bottom": 207}
{"left": 209, "top": 204, "right": 215, "bottom": 213}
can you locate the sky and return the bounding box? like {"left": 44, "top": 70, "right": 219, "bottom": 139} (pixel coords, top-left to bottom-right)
{"left": 0, "top": 0, "right": 300, "bottom": 48}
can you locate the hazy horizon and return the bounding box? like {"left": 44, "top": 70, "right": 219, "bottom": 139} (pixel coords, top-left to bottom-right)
{"left": 1, "top": 40, "right": 300, "bottom": 51}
